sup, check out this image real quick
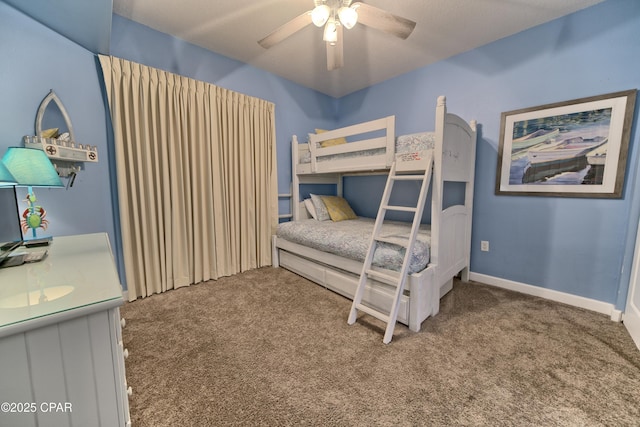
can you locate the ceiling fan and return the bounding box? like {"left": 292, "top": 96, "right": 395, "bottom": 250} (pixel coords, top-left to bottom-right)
{"left": 258, "top": 0, "right": 416, "bottom": 71}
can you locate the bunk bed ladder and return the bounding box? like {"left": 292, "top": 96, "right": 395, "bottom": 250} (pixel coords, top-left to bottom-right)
{"left": 348, "top": 152, "right": 434, "bottom": 344}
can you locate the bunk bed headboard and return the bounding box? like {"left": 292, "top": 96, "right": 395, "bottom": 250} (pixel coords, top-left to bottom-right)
{"left": 441, "top": 115, "right": 477, "bottom": 183}
{"left": 431, "top": 96, "right": 478, "bottom": 279}
{"left": 433, "top": 96, "right": 477, "bottom": 184}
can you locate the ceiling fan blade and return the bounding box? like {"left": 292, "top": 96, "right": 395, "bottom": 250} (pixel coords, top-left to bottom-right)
{"left": 326, "top": 26, "right": 344, "bottom": 71}
{"left": 352, "top": 2, "right": 416, "bottom": 40}
{"left": 258, "top": 11, "right": 313, "bottom": 49}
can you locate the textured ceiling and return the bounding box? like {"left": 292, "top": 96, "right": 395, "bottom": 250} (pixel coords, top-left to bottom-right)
{"left": 113, "top": 0, "right": 606, "bottom": 98}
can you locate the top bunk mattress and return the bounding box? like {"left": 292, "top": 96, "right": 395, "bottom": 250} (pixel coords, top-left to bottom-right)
{"left": 300, "top": 131, "right": 436, "bottom": 165}
{"left": 276, "top": 217, "right": 431, "bottom": 274}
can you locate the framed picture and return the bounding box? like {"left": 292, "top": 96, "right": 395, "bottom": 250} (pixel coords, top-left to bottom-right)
{"left": 495, "top": 89, "right": 636, "bottom": 198}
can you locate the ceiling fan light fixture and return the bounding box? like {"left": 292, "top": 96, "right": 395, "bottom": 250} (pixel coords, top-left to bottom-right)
{"left": 311, "top": 4, "right": 331, "bottom": 27}
{"left": 323, "top": 18, "right": 338, "bottom": 45}
{"left": 338, "top": 6, "right": 358, "bottom": 29}
{"left": 258, "top": 0, "right": 417, "bottom": 72}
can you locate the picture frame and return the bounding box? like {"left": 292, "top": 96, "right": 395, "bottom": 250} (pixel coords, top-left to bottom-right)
{"left": 495, "top": 89, "right": 636, "bottom": 198}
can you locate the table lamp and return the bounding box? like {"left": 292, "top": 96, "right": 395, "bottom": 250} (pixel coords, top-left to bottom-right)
{"left": 1, "top": 147, "right": 63, "bottom": 239}
{"left": 0, "top": 161, "right": 17, "bottom": 186}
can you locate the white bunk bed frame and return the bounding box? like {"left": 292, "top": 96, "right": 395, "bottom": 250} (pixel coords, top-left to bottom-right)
{"left": 272, "top": 96, "right": 477, "bottom": 332}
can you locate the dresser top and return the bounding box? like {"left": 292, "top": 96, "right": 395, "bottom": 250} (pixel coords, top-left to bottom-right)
{"left": 0, "top": 233, "right": 123, "bottom": 334}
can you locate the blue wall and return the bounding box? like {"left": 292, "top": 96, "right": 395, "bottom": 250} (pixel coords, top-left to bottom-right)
{"left": 0, "top": 2, "right": 116, "bottom": 248}
{"left": 338, "top": 0, "right": 640, "bottom": 308}
{"left": 2, "top": 0, "right": 640, "bottom": 309}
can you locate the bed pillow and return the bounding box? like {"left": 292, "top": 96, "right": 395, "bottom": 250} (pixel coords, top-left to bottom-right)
{"left": 310, "top": 194, "right": 331, "bottom": 221}
{"left": 321, "top": 196, "right": 358, "bottom": 222}
{"left": 303, "top": 198, "right": 318, "bottom": 220}
{"left": 41, "top": 128, "right": 60, "bottom": 138}
{"left": 315, "top": 129, "right": 347, "bottom": 148}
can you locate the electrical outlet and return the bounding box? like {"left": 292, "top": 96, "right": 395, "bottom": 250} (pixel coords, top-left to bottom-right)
{"left": 481, "top": 240, "right": 489, "bottom": 252}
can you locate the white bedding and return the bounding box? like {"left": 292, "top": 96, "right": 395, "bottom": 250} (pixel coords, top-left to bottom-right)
{"left": 300, "top": 131, "right": 436, "bottom": 164}
{"left": 276, "top": 218, "right": 431, "bottom": 274}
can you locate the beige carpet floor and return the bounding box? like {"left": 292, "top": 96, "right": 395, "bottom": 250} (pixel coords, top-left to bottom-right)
{"left": 120, "top": 267, "right": 640, "bottom": 426}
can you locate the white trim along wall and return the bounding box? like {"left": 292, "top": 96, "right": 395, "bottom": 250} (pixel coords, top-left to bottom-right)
{"left": 469, "top": 272, "right": 623, "bottom": 322}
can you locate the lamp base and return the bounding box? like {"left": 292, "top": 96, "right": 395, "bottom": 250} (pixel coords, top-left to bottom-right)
{"left": 20, "top": 187, "right": 52, "bottom": 240}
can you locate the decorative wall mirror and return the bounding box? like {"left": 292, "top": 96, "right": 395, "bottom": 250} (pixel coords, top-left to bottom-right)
{"left": 24, "top": 90, "right": 98, "bottom": 184}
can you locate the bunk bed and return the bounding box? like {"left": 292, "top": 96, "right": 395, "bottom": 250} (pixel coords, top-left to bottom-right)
{"left": 272, "top": 96, "right": 477, "bottom": 332}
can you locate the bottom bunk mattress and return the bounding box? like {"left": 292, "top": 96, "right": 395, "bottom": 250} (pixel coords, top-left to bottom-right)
{"left": 276, "top": 218, "right": 431, "bottom": 274}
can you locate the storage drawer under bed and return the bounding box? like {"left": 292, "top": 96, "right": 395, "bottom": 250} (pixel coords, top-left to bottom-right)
{"left": 280, "top": 250, "right": 326, "bottom": 284}
{"left": 278, "top": 249, "right": 410, "bottom": 326}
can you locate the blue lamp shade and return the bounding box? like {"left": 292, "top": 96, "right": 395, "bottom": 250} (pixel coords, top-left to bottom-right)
{"left": 1, "top": 147, "right": 63, "bottom": 187}
{"left": 0, "top": 161, "right": 17, "bottom": 185}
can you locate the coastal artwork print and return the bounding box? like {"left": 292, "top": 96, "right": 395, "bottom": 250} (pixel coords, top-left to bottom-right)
{"left": 496, "top": 89, "right": 636, "bottom": 198}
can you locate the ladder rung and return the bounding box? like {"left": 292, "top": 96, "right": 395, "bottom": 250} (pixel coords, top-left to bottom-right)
{"left": 392, "top": 174, "right": 425, "bottom": 181}
{"left": 366, "top": 269, "right": 401, "bottom": 286}
{"left": 374, "top": 235, "right": 409, "bottom": 247}
{"left": 355, "top": 303, "right": 390, "bottom": 323}
{"left": 382, "top": 204, "right": 417, "bottom": 213}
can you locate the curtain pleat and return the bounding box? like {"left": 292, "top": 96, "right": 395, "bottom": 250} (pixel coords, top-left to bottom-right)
{"left": 98, "top": 55, "right": 277, "bottom": 301}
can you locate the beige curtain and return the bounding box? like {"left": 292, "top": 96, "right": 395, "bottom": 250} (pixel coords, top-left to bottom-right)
{"left": 98, "top": 55, "right": 278, "bottom": 301}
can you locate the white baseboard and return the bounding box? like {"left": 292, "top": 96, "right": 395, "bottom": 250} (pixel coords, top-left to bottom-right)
{"left": 468, "top": 272, "right": 621, "bottom": 322}
{"left": 122, "top": 290, "right": 129, "bottom": 302}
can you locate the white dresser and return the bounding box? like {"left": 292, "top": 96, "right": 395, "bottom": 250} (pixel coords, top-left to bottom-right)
{"left": 0, "top": 233, "right": 131, "bottom": 427}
